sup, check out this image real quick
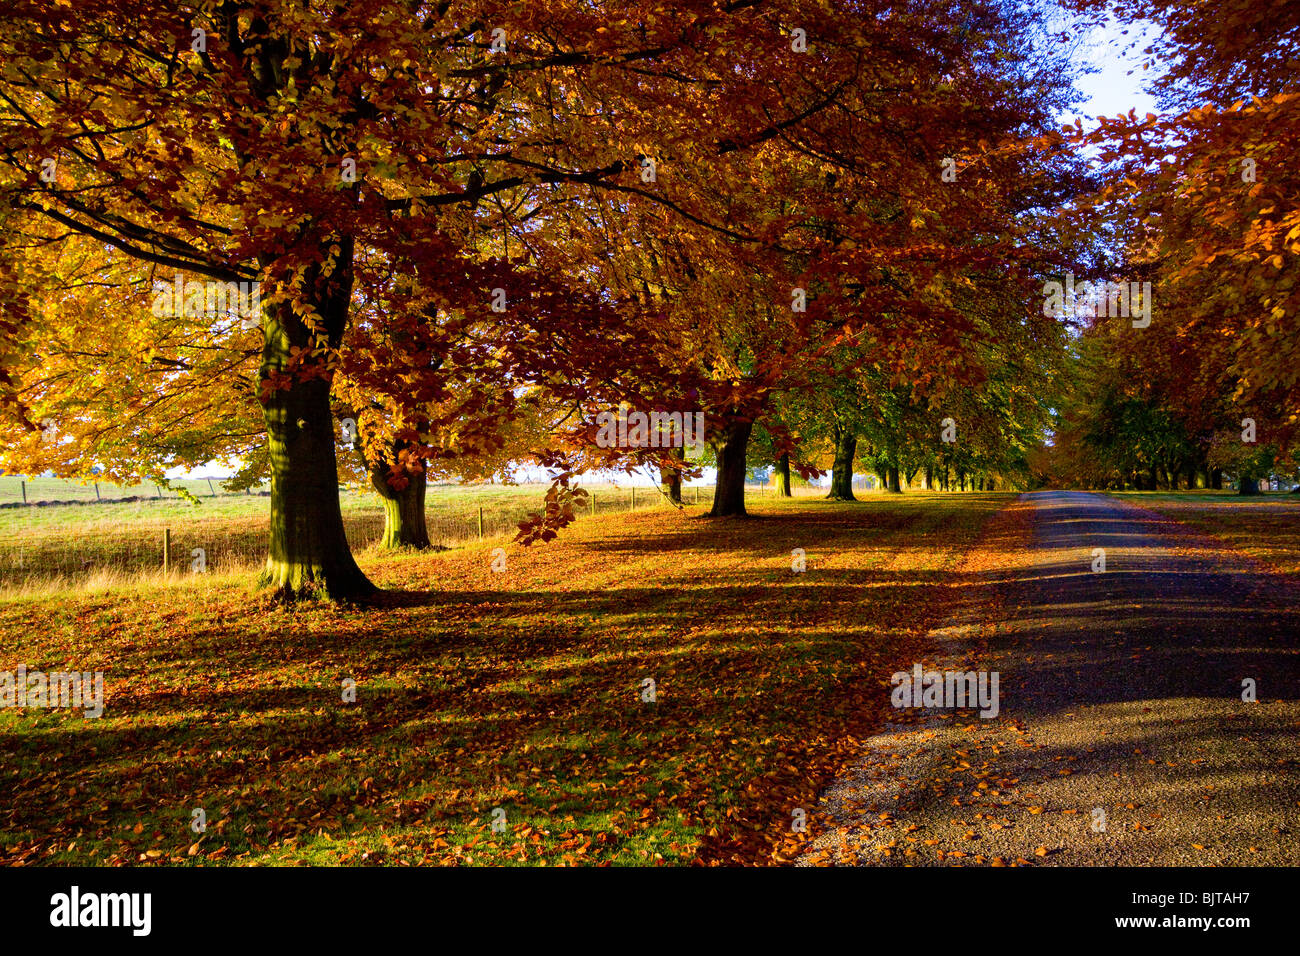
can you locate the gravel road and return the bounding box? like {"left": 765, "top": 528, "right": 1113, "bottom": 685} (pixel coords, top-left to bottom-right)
{"left": 803, "top": 491, "right": 1300, "bottom": 866}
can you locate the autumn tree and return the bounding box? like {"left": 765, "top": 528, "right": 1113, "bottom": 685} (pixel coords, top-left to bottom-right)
{"left": 1066, "top": 0, "right": 1299, "bottom": 471}
{"left": 4, "top": 0, "right": 948, "bottom": 594}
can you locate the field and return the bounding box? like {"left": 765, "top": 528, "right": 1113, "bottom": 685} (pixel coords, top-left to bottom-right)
{"left": 0, "top": 477, "right": 736, "bottom": 595}
{"left": 0, "top": 490, "right": 1008, "bottom": 866}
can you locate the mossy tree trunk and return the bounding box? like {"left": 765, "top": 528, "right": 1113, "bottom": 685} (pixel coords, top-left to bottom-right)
{"left": 372, "top": 457, "right": 430, "bottom": 549}
{"left": 259, "top": 238, "right": 375, "bottom": 602}
{"left": 777, "top": 452, "right": 793, "bottom": 497}
{"left": 826, "top": 427, "right": 857, "bottom": 501}
{"left": 886, "top": 463, "right": 901, "bottom": 494}
{"left": 708, "top": 419, "right": 751, "bottom": 517}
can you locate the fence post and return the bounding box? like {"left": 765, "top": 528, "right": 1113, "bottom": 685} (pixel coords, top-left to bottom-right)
{"left": 630, "top": 486, "right": 636, "bottom": 511}
{"left": 477, "top": 506, "right": 484, "bottom": 540}
{"left": 94, "top": 482, "right": 101, "bottom": 501}
{"left": 20, "top": 480, "right": 26, "bottom": 505}
{"left": 155, "top": 484, "right": 162, "bottom": 499}
{"left": 163, "top": 528, "right": 171, "bottom": 574}
{"left": 207, "top": 479, "right": 216, "bottom": 497}
{"left": 590, "top": 492, "right": 596, "bottom": 517}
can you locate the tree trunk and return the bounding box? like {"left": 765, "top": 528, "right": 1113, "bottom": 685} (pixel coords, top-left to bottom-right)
{"left": 1211, "top": 468, "right": 1223, "bottom": 490}
{"left": 1239, "top": 476, "right": 1261, "bottom": 496}
{"left": 886, "top": 463, "right": 901, "bottom": 494}
{"left": 777, "top": 452, "right": 793, "bottom": 497}
{"left": 661, "top": 445, "right": 685, "bottom": 505}
{"left": 259, "top": 240, "right": 375, "bottom": 601}
{"left": 826, "top": 428, "right": 857, "bottom": 500}
{"left": 924, "top": 464, "right": 933, "bottom": 491}
{"left": 708, "top": 419, "right": 752, "bottom": 517}
{"left": 373, "top": 464, "right": 430, "bottom": 549}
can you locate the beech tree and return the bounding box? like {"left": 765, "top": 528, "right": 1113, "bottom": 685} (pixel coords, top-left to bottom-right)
{"left": 491, "top": 0, "right": 1090, "bottom": 520}
{"left": 3, "top": 0, "right": 931, "bottom": 595}
{"left": 1069, "top": 0, "right": 1299, "bottom": 455}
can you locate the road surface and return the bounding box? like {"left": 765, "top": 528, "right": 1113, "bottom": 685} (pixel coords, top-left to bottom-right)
{"left": 805, "top": 491, "right": 1300, "bottom": 865}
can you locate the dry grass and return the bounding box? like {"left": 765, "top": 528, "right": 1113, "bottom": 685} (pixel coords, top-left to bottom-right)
{"left": 0, "top": 481, "right": 702, "bottom": 595}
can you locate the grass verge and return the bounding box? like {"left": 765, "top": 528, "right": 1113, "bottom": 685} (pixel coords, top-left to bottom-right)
{"left": 1105, "top": 491, "right": 1300, "bottom": 577}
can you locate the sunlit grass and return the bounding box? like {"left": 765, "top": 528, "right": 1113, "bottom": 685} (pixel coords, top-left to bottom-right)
{"left": 1108, "top": 491, "right": 1300, "bottom": 576}
{"left": 0, "top": 481, "right": 701, "bottom": 593}
{"left": 0, "top": 492, "right": 1009, "bottom": 866}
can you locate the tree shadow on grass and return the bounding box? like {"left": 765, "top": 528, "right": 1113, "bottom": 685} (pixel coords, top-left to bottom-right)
{"left": 6, "top": 490, "right": 1297, "bottom": 865}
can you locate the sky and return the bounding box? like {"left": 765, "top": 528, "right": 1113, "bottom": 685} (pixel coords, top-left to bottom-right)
{"left": 1066, "top": 18, "right": 1161, "bottom": 125}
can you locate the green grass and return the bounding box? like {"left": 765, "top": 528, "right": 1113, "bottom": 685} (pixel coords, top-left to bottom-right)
{"left": 0, "top": 491, "right": 1011, "bottom": 866}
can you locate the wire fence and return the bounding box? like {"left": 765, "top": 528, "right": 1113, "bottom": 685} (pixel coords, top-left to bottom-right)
{"left": 0, "top": 476, "right": 269, "bottom": 507}
{"left": 0, "top": 479, "right": 718, "bottom": 588}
